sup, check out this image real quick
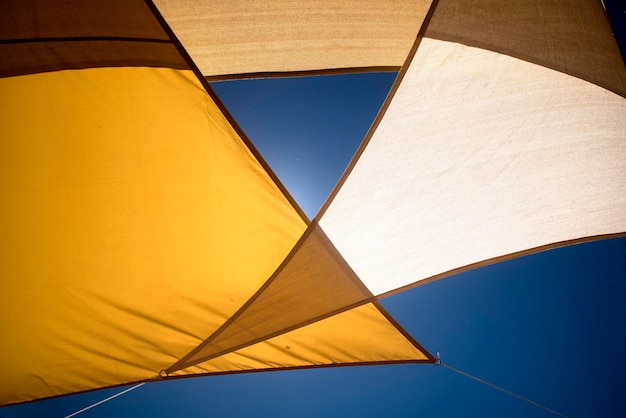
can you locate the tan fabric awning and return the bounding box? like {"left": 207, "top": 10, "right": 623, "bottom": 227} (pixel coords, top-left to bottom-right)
{"left": 153, "top": 0, "right": 432, "bottom": 78}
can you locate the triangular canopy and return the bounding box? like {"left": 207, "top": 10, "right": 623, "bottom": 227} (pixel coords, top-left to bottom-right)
{"left": 1, "top": 0, "right": 624, "bottom": 408}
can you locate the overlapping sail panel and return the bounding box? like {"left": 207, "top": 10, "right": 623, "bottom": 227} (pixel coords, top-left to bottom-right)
{"left": 319, "top": 0, "right": 626, "bottom": 296}
{"left": 168, "top": 226, "right": 374, "bottom": 373}
{"left": 153, "top": 0, "right": 433, "bottom": 77}
{"left": 181, "top": 303, "right": 431, "bottom": 375}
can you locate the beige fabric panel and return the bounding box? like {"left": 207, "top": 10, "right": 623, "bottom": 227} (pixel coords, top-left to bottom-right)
{"left": 178, "top": 303, "right": 431, "bottom": 376}
{"left": 425, "top": 0, "right": 626, "bottom": 97}
{"left": 153, "top": 0, "right": 432, "bottom": 77}
{"left": 169, "top": 226, "right": 372, "bottom": 371}
{"left": 320, "top": 39, "right": 626, "bottom": 296}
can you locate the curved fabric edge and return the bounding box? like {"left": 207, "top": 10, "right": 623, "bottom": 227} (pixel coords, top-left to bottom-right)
{"left": 205, "top": 66, "right": 400, "bottom": 82}
{"left": 378, "top": 233, "right": 626, "bottom": 299}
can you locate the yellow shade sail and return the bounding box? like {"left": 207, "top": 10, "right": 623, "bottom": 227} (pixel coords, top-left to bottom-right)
{"left": 0, "top": 66, "right": 306, "bottom": 404}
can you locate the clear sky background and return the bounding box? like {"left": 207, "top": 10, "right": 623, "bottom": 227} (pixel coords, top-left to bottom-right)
{"left": 3, "top": 6, "right": 626, "bottom": 416}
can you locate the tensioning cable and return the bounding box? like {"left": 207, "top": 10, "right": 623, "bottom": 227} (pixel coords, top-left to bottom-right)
{"left": 435, "top": 352, "right": 568, "bottom": 418}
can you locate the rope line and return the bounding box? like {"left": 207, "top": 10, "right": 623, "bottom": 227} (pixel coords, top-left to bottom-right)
{"left": 436, "top": 356, "right": 568, "bottom": 418}
{"left": 63, "top": 382, "right": 147, "bottom": 418}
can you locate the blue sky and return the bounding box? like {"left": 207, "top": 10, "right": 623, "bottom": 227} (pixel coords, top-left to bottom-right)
{"left": 211, "top": 72, "right": 398, "bottom": 219}
{"left": 2, "top": 70, "right": 624, "bottom": 418}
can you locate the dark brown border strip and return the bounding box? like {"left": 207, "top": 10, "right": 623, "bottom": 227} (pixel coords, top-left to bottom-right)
{"left": 0, "top": 36, "right": 172, "bottom": 45}
{"left": 144, "top": 0, "right": 308, "bottom": 224}
{"left": 206, "top": 66, "right": 400, "bottom": 82}
{"left": 377, "top": 232, "right": 626, "bottom": 300}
